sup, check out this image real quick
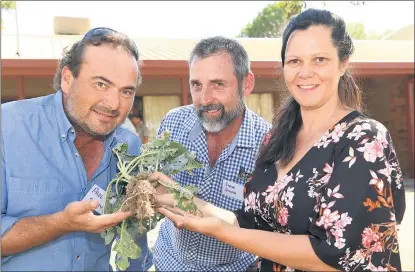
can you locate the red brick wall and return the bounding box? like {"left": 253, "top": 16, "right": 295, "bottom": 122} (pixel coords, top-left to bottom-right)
{"left": 362, "top": 76, "right": 411, "bottom": 177}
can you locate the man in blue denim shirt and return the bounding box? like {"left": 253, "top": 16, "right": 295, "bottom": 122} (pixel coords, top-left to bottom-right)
{"left": 1, "top": 28, "right": 152, "bottom": 271}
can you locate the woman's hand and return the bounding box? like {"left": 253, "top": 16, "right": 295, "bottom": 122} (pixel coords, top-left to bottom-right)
{"left": 157, "top": 206, "right": 224, "bottom": 236}
{"left": 149, "top": 172, "right": 178, "bottom": 207}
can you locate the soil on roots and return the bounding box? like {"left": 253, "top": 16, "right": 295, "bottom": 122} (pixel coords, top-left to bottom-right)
{"left": 121, "top": 173, "right": 158, "bottom": 220}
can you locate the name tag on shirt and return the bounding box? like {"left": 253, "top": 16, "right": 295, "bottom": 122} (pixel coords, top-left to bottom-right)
{"left": 82, "top": 184, "right": 106, "bottom": 215}
{"left": 222, "top": 180, "right": 244, "bottom": 201}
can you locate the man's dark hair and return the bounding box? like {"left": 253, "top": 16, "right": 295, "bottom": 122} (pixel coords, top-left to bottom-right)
{"left": 53, "top": 28, "right": 141, "bottom": 91}
{"left": 189, "top": 36, "right": 251, "bottom": 95}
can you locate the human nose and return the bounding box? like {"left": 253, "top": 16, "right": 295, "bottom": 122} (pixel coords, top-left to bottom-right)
{"left": 297, "top": 63, "right": 314, "bottom": 79}
{"left": 200, "top": 86, "right": 213, "bottom": 105}
{"left": 102, "top": 89, "right": 120, "bottom": 110}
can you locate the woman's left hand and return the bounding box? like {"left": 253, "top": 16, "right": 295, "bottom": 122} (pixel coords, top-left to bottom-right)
{"left": 157, "top": 206, "right": 224, "bottom": 235}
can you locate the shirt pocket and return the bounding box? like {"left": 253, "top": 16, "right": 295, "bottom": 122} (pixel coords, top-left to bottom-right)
{"left": 7, "top": 177, "right": 63, "bottom": 216}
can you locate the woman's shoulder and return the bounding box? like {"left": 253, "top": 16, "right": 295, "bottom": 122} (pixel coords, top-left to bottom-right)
{"left": 341, "top": 111, "right": 392, "bottom": 142}
{"left": 330, "top": 111, "right": 396, "bottom": 159}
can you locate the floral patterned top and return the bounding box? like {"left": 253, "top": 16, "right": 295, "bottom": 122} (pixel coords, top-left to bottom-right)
{"left": 235, "top": 111, "right": 406, "bottom": 271}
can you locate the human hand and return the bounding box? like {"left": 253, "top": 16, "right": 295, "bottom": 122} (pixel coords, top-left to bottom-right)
{"left": 149, "top": 172, "right": 178, "bottom": 207}
{"left": 58, "top": 200, "right": 132, "bottom": 233}
{"left": 157, "top": 206, "right": 223, "bottom": 236}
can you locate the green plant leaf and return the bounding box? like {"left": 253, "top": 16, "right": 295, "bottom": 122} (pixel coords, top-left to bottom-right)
{"left": 102, "top": 130, "right": 203, "bottom": 271}
{"left": 113, "top": 221, "right": 142, "bottom": 271}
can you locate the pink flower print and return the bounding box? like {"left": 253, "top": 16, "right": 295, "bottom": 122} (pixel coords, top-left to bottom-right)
{"left": 244, "top": 192, "right": 257, "bottom": 212}
{"left": 367, "top": 263, "right": 387, "bottom": 271}
{"left": 358, "top": 140, "right": 385, "bottom": 163}
{"left": 317, "top": 132, "right": 332, "bottom": 148}
{"left": 264, "top": 184, "right": 279, "bottom": 204}
{"left": 277, "top": 207, "right": 289, "bottom": 226}
{"left": 375, "top": 130, "right": 389, "bottom": 148}
{"left": 334, "top": 237, "right": 346, "bottom": 249}
{"left": 351, "top": 249, "right": 367, "bottom": 264}
{"left": 331, "top": 124, "right": 345, "bottom": 143}
{"left": 362, "top": 227, "right": 380, "bottom": 249}
{"left": 377, "top": 160, "right": 393, "bottom": 184}
{"left": 317, "top": 209, "right": 340, "bottom": 229}
{"left": 327, "top": 184, "right": 344, "bottom": 199}
{"left": 369, "top": 170, "right": 384, "bottom": 191}
{"left": 372, "top": 241, "right": 383, "bottom": 252}
{"left": 320, "top": 163, "right": 333, "bottom": 184}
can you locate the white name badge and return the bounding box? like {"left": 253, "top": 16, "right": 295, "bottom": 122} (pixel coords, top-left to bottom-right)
{"left": 222, "top": 180, "right": 244, "bottom": 201}
{"left": 82, "top": 184, "right": 106, "bottom": 215}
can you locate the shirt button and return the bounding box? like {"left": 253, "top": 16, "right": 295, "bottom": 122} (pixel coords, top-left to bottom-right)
{"left": 75, "top": 152, "right": 80, "bottom": 157}
{"left": 61, "top": 134, "right": 66, "bottom": 138}
{"left": 76, "top": 255, "right": 80, "bottom": 260}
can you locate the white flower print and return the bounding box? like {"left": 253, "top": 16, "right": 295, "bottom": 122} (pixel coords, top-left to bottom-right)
{"left": 369, "top": 170, "right": 384, "bottom": 191}
{"left": 343, "top": 147, "right": 357, "bottom": 168}
{"left": 347, "top": 122, "right": 371, "bottom": 140}
{"left": 327, "top": 184, "right": 344, "bottom": 199}
{"left": 316, "top": 132, "right": 332, "bottom": 148}
{"left": 244, "top": 192, "right": 257, "bottom": 212}
{"left": 377, "top": 160, "right": 393, "bottom": 184}
{"left": 294, "top": 170, "right": 304, "bottom": 182}
{"left": 281, "top": 187, "right": 295, "bottom": 208}
{"left": 331, "top": 123, "right": 347, "bottom": 143}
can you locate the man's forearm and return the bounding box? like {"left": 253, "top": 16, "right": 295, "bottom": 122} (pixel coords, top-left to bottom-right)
{"left": 1, "top": 212, "right": 69, "bottom": 257}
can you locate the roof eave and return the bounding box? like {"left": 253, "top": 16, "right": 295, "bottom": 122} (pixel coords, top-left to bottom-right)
{"left": 1, "top": 59, "right": 414, "bottom": 77}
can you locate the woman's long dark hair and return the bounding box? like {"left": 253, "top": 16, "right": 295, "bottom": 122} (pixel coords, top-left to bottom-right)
{"left": 256, "top": 8, "right": 362, "bottom": 168}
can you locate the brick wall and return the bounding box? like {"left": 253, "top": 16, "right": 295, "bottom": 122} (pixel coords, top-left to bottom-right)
{"left": 362, "top": 76, "right": 412, "bottom": 177}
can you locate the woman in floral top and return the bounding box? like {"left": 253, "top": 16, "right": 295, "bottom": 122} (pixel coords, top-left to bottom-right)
{"left": 153, "top": 8, "right": 406, "bottom": 272}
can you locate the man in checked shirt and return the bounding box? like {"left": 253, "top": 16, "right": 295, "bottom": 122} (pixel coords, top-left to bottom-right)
{"left": 152, "top": 36, "right": 271, "bottom": 271}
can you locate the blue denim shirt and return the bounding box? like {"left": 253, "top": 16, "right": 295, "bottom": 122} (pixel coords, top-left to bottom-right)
{"left": 1, "top": 91, "right": 153, "bottom": 271}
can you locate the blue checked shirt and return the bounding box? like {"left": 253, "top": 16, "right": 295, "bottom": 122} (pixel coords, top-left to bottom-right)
{"left": 1, "top": 91, "right": 152, "bottom": 271}
{"left": 153, "top": 105, "right": 271, "bottom": 271}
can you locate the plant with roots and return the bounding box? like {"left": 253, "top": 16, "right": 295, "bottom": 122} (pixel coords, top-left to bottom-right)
{"left": 101, "top": 131, "right": 203, "bottom": 271}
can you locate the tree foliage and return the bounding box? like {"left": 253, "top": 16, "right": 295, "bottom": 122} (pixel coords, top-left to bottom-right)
{"left": 1, "top": 1, "right": 16, "bottom": 30}
{"left": 239, "top": 1, "right": 368, "bottom": 38}
{"left": 346, "top": 22, "right": 393, "bottom": 40}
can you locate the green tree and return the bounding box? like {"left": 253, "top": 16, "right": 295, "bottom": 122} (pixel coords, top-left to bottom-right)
{"left": 239, "top": 1, "right": 366, "bottom": 38}
{"left": 1, "top": 1, "right": 16, "bottom": 30}
{"left": 238, "top": 1, "right": 305, "bottom": 38}
{"left": 347, "top": 22, "right": 393, "bottom": 40}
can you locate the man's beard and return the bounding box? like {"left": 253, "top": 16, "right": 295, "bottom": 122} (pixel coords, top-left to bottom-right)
{"left": 196, "top": 96, "right": 245, "bottom": 133}
{"left": 64, "top": 84, "right": 122, "bottom": 136}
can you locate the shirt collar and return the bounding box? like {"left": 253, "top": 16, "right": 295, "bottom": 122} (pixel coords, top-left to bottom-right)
{"left": 187, "top": 105, "right": 256, "bottom": 148}
{"left": 53, "top": 90, "right": 73, "bottom": 142}
{"left": 53, "top": 90, "right": 117, "bottom": 147}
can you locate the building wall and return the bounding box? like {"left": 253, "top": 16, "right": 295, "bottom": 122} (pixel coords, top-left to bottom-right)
{"left": 2, "top": 75, "right": 411, "bottom": 176}
{"left": 362, "top": 76, "right": 411, "bottom": 177}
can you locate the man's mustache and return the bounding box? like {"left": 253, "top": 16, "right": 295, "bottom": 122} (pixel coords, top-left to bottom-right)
{"left": 199, "top": 104, "right": 224, "bottom": 112}
{"left": 92, "top": 105, "right": 120, "bottom": 117}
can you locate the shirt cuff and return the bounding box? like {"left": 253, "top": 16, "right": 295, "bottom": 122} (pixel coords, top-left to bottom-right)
{"left": 1, "top": 215, "right": 20, "bottom": 237}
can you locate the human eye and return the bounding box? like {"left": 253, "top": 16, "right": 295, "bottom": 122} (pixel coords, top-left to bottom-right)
{"left": 213, "top": 82, "right": 225, "bottom": 89}
{"left": 191, "top": 82, "right": 202, "bottom": 91}
{"left": 286, "top": 59, "right": 300, "bottom": 66}
{"left": 315, "top": 57, "right": 328, "bottom": 64}
{"left": 95, "top": 81, "right": 108, "bottom": 90}
{"left": 121, "top": 89, "right": 135, "bottom": 98}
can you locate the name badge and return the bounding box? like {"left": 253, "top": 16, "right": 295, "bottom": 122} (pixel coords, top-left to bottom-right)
{"left": 222, "top": 180, "right": 244, "bottom": 201}
{"left": 82, "top": 184, "right": 106, "bottom": 215}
